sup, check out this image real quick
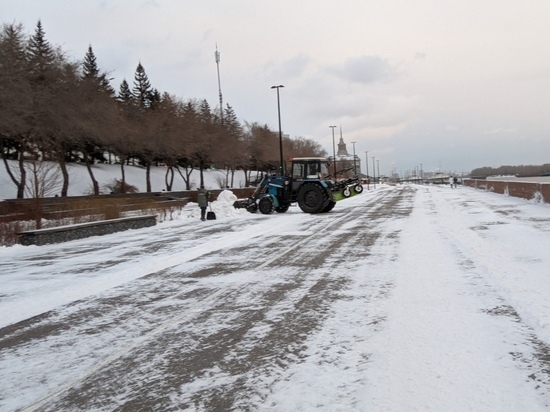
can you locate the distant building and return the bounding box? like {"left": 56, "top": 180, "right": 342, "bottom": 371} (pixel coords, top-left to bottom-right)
{"left": 328, "top": 129, "right": 361, "bottom": 177}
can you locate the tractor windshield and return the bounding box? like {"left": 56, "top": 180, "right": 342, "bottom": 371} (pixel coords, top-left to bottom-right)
{"left": 291, "top": 158, "right": 331, "bottom": 179}
{"left": 319, "top": 162, "right": 330, "bottom": 178}
{"left": 306, "top": 163, "right": 319, "bottom": 178}
{"left": 306, "top": 161, "right": 330, "bottom": 178}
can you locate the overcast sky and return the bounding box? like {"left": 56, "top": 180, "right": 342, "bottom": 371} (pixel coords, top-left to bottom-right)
{"left": 2, "top": 0, "right": 549, "bottom": 175}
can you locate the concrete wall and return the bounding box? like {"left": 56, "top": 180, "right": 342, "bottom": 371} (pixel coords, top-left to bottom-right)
{"left": 464, "top": 179, "right": 550, "bottom": 204}
{"left": 18, "top": 215, "right": 157, "bottom": 246}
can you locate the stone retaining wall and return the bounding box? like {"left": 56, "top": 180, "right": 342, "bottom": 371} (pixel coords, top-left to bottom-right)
{"left": 1, "top": 188, "right": 256, "bottom": 223}
{"left": 18, "top": 215, "right": 157, "bottom": 246}
{"left": 463, "top": 179, "right": 550, "bottom": 204}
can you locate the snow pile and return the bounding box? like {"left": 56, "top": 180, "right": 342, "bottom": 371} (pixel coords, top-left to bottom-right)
{"left": 182, "top": 189, "right": 249, "bottom": 220}
{"left": 211, "top": 190, "right": 249, "bottom": 218}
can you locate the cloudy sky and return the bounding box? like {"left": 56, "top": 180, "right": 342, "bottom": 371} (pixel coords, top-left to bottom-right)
{"left": 2, "top": 0, "right": 549, "bottom": 175}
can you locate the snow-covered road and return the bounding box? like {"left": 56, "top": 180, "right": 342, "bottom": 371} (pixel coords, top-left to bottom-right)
{"left": 1, "top": 184, "right": 550, "bottom": 411}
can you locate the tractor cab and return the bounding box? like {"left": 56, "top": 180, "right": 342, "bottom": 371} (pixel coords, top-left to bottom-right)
{"left": 289, "top": 157, "right": 331, "bottom": 180}
{"left": 288, "top": 157, "right": 331, "bottom": 195}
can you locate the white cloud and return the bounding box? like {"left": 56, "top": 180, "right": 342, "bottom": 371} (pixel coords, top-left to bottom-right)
{"left": 326, "top": 55, "right": 396, "bottom": 84}
{"left": 485, "top": 128, "right": 518, "bottom": 135}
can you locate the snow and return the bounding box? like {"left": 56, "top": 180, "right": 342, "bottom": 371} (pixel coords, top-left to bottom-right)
{"left": 1, "top": 162, "right": 550, "bottom": 410}
{"left": 0, "top": 159, "right": 252, "bottom": 200}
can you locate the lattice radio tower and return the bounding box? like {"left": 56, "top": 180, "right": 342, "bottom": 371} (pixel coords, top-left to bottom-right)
{"left": 215, "top": 43, "right": 224, "bottom": 124}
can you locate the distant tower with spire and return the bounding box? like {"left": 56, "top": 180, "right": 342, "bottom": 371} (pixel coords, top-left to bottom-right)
{"left": 337, "top": 127, "right": 349, "bottom": 156}
{"left": 332, "top": 125, "right": 361, "bottom": 176}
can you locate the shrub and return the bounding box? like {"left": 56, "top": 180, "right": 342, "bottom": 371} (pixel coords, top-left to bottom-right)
{"left": 102, "top": 179, "right": 139, "bottom": 194}
{"left": 0, "top": 221, "right": 27, "bottom": 247}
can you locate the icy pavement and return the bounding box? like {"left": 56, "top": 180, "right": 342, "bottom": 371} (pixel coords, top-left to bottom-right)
{"left": 1, "top": 184, "right": 550, "bottom": 411}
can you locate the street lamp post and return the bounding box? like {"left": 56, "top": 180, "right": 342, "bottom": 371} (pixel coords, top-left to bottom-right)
{"left": 329, "top": 125, "right": 337, "bottom": 178}
{"left": 351, "top": 141, "right": 357, "bottom": 175}
{"left": 271, "top": 85, "right": 285, "bottom": 174}
{"left": 372, "top": 156, "right": 376, "bottom": 189}
{"left": 377, "top": 160, "right": 380, "bottom": 184}
{"left": 364, "top": 151, "right": 369, "bottom": 190}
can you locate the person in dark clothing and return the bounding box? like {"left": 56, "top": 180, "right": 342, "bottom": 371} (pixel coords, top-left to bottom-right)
{"left": 197, "top": 186, "right": 210, "bottom": 221}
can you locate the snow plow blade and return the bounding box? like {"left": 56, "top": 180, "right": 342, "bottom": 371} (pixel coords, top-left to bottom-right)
{"left": 331, "top": 183, "right": 364, "bottom": 201}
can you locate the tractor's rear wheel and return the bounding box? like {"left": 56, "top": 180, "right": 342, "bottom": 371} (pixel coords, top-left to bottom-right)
{"left": 258, "top": 196, "right": 274, "bottom": 214}
{"left": 297, "top": 183, "right": 329, "bottom": 214}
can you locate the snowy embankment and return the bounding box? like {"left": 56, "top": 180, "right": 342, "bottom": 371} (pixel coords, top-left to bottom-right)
{"left": 1, "top": 184, "right": 550, "bottom": 411}
{"left": 0, "top": 160, "right": 251, "bottom": 200}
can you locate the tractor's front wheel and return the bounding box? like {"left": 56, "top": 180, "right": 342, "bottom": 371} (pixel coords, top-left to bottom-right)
{"left": 258, "top": 196, "right": 274, "bottom": 214}
{"left": 297, "top": 183, "right": 329, "bottom": 214}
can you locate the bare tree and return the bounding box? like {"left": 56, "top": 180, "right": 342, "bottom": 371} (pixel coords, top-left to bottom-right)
{"left": 23, "top": 159, "right": 63, "bottom": 229}
{"left": 24, "top": 159, "right": 63, "bottom": 198}
{"left": 287, "top": 136, "right": 327, "bottom": 158}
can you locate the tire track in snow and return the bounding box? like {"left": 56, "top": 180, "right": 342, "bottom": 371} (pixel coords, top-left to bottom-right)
{"left": 14, "top": 188, "right": 411, "bottom": 411}
{"left": 170, "top": 187, "right": 414, "bottom": 411}
{"left": 18, "top": 287, "right": 233, "bottom": 412}
{"left": 7, "top": 188, "right": 398, "bottom": 411}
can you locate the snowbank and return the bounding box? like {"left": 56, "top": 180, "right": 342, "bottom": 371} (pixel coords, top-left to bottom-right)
{"left": 180, "top": 189, "right": 249, "bottom": 220}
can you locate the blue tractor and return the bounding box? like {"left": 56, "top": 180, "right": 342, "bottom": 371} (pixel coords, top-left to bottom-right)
{"left": 234, "top": 157, "right": 363, "bottom": 214}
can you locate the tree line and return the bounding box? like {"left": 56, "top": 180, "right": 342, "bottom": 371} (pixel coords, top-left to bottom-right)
{"left": 471, "top": 164, "right": 550, "bottom": 179}
{"left": 0, "top": 21, "right": 327, "bottom": 198}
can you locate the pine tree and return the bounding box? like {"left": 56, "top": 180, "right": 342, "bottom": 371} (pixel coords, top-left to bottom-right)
{"left": 130, "top": 63, "right": 157, "bottom": 191}
{"left": 0, "top": 23, "right": 29, "bottom": 128}
{"left": 199, "top": 99, "right": 213, "bottom": 125}
{"left": 0, "top": 23, "right": 30, "bottom": 198}
{"left": 0, "top": 23, "right": 27, "bottom": 71}
{"left": 148, "top": 88, "right": 161, "bottom": 110}
{"left": 118, "top": 79, "right": 132, "bottom": 102}
{"left": 82, "top": 45, "right": 115, "bottom": 96}
{"left": 79, "top": 45, "right": 116, "bottom": 194}
{"left": 132, "top": 62, "right": 152, "bottom": 108}
{"left": 25, "top": 21, "right": 76, "bottom": 197}
{"left": 182, "top": 101, "right": 197, "bottom": 121}
{"left": 26, "top": 20, "right": 56, "bottom": 82}
{"left": 223, "top": 104, "right": 242, "bottom": 136}
{"left": 83, "top": 45, "right": 99, "bottom": 79}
